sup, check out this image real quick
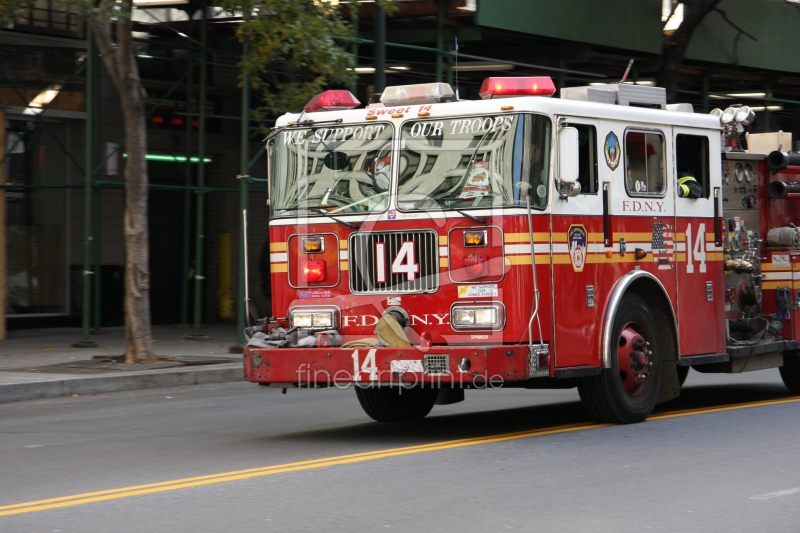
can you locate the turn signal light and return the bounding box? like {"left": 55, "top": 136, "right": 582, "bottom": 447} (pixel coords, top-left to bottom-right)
{"left": 479, "top": 77, "right": 556, "bottom": 99}
{"left": 302, "top": 237, "right": 324, "bottom": 253}
{"left": 303, "top": 90, "right": 361, "bottom": 112}
{"left": 302, "top": 260, "right": 326, "bottom": 283}
{"left": 464, "top": 230, "right": 487, "bottom": 247}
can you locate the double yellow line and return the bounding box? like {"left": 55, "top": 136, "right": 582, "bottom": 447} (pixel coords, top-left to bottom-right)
{"left": 1, "top": 396, "right": 798, "bottom": 517}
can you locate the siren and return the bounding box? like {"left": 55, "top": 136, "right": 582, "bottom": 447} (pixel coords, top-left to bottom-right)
{"left": 303, "top": 90, "right": 361, "bottom": 112}
{"left": 479, "top": 77, "right": 556, "bottom": 99}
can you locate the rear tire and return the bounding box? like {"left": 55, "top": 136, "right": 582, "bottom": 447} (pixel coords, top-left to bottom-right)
{"left": 355, "top": 386, "right": 438, "bottom": 422}
{"left": 578, "top": 294, "right": 662, "bottom": 424}
{"left": 780, "top": 353, "right": 800, "bottom": 394}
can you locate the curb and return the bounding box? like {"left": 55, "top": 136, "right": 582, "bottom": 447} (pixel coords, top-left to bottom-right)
{"left": 0, "top": 363, "right": 244, "bottom": 404}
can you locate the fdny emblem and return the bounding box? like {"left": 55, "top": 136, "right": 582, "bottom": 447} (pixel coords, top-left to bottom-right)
{"left": 568, "top": 225, "right": 587, "bottom": 273}
{"left": 604, "top": 131, "right": 620, "bottom": 170}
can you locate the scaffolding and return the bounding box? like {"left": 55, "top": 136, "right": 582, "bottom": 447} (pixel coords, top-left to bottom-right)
{"left": 0, "top": 4, "right": 265, "bottom": 350}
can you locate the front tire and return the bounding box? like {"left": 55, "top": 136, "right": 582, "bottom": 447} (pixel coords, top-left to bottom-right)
{"left": 355, "top": 386, "right": 438, "bottom": 422}
{"left": 780, "top": 353, "right": 800, "bottom": 394}
{"left": 578, "top": 294, "right": 662, "bottom": 424}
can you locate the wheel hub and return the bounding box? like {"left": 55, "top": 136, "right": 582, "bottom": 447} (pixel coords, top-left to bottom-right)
{"left": 618, "top": 324, "right": 653, "bottom": 396}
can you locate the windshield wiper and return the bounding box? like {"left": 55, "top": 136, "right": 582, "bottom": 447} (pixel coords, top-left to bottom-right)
{"left": 453, "top": 209, "right": 487, "bottom": 225}
{"left": 263, "top": 114, "right": 344, "bottom": 143}
{"left": 311, "top": 207, "right": 362, "bottom": 230}
{"left": 275, "top": 206, "right": 361, "bottom": 229}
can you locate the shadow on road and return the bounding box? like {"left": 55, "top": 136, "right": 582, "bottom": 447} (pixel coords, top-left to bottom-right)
{"left": 267, "top": 382, "right": 795, "bottom": 448}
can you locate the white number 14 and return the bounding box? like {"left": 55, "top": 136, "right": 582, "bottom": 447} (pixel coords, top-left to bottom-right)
{"left": 685, "top": 223, "right": 706, "bottom": 274}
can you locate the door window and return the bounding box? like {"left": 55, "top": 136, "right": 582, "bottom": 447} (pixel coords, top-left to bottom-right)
{"left": 675, "top": 134, "right": 710, "bottom": 198}
{"left": 625, "top": 131, "right": 665, "bottom": 196}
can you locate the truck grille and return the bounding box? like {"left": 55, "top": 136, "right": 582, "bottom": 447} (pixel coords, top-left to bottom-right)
{"left": 349, "top": 230, "right": 439, "bottom": 294}
{"left": 424, "top": 354, "right": 450, "bottom": 376}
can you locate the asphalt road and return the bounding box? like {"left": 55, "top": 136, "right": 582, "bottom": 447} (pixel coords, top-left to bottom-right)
{"left": 1, "top": 368, "right": 798, "bottom": 533}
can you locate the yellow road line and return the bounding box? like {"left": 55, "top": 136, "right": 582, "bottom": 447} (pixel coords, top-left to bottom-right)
{"left": 2, "top": 396, "right": 799, "bottom": 517}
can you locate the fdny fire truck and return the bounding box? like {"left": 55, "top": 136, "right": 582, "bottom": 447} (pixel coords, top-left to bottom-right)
{"left": 243, "top": 76, "right": 800, "bottom": 424}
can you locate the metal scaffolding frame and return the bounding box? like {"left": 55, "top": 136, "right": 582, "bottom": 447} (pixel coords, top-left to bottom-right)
{"left": 0, "top": 5, "right": 265, "bottom": 350}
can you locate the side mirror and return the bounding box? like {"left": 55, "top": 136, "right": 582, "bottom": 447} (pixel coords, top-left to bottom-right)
{"left": 558, "top": 126, "right": 581, "bottom": 198}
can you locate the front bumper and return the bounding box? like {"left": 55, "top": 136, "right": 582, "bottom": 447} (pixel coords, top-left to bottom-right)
{"left": 243, "top": 345, "right": 538, "bottom": 386}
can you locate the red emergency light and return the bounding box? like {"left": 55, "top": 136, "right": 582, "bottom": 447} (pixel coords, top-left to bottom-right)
{"left": 303, "top": 90, "right": 361, "bottom": 113}
{"left": 301, "top": 260, "right": 327, "bottom": 283}
{"left": 479, "top": 77, "right": 556, "bottom": 99}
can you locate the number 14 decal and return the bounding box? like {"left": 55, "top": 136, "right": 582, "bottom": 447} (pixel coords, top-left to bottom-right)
{"left": 685, "top": 223, "right": 706, "bottom": 274}
{"left": 375, "top": 241, "right": 420, "bottom": 282}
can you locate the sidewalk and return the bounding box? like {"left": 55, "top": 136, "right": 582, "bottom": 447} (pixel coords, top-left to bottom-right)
{"left": 0, "top": 324, "right": 246, "bottom": 404}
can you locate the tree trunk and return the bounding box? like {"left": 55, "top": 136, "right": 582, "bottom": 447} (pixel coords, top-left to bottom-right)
{"left": 89, "top": 1, "right": 156, "bottom": 364}
{"left": 658, "top": 0, "right": 723, "bottom": 102}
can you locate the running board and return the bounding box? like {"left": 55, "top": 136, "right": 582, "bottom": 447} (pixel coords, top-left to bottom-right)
{"left": 727, "top": 339, "right": 800, "bottom": 358}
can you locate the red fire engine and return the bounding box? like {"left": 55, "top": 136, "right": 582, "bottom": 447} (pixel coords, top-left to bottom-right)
{"left": 243, "top": 77, "right": 800, "bottom": 424}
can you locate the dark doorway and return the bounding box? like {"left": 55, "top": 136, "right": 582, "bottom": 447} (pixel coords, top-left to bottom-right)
{"left": 147, "top": 161, "right": 194, "bottom": 325}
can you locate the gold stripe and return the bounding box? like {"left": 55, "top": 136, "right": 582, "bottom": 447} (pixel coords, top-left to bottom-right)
{"left": 619, "top": 232, "right": 657, "bottom": 241}
{"left": 340, "top": 261, "right": 348, "bottom": 271}
{"left": 2, "top": 397, "right": 798, "bottom": 517}
{"left": 270, "top": 264, "right": 288, "bottom": 273}
{"left": 506, "top": 255, "right": 532, "bottom": 265}
{"left": 439, "top": 235, "right": 448, "bottom": 246}
{"left": 762, "top": 281, "right": 792, "bottom": 290}
{"left": 439, "top": 258, "right": 449, "bottom": 268}
{"left": 270, "top": 242, "right": 287, "bottom": 252}
{"left": 340, "top": 240, "right": 348, "bottom": 250}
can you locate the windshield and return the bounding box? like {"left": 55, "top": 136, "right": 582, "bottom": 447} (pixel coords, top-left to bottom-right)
{"left": 397, "top": 114, "right": 551, "bottom": 210}
{"left": 271, "top": 123, "right": 394, "bottom": 217}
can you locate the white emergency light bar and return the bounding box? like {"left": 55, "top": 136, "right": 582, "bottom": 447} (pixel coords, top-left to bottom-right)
{"left": 303, "top": 90, "right": 361, "bottom": 113}
{"left": 380, "top": 82, "right": 455, "bottom": 107}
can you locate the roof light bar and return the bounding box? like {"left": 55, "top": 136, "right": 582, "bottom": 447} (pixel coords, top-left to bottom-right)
{"left": 479, "top": 76, "right": 556, "bottom": 99}
{"left": 303, "top": 90, "right": 361, "bottom": 113}
{"left": 380, "top": 82, "right": 455, "bottom": 107}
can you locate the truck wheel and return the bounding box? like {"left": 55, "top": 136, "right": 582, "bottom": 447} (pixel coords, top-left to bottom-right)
{"left": 578, "top": 293, "right": 662, "bottom": 424}
{"left": 677, "top": 365, "right": 689, "bottom": 387}
{"left": 355, "top": 386, "right": 438, "bottom": 422}
{"left": 779, "top": 353, "right": 800, "bottom": 394}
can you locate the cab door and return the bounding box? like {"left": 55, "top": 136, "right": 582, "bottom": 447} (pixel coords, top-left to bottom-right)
{"left": 551, "top": 118, "right": 605, "bottom": 368}
{"left": 672, "top": 127, "right": 725, "bottom": 356}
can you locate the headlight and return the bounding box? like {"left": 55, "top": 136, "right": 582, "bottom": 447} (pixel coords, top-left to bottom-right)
{"left": 451, "top": 304, "right": 504, "bottom": 330}
{"left": 312, "top": 312, "right": 333, "bottom": 328}
{"left": 290, "top": 309, "right": 335, "bottom": 329}
{"left": 292, "top": 312, "right": 313, "bottom": 328}
{"left": 474, "top": 308, "right": 497, "bottom": 326}
{"left": 721, "top": 107, "right": 737, "bottom": 125}
{"left": 453, "top": 308, "right": 475, "bottom": 326}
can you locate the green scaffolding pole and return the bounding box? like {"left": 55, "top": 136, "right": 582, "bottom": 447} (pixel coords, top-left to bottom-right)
{"left": 235, "top": 36, "right": 250, "bottom": 350}
{"left": 73, "top": 26, "right": 97, "bottom": 348}
{"left": 191, "top": 4, "right": 208, "bottom": 338}
{"left": 181, "top": 53, "right": 195, "bottom": 326}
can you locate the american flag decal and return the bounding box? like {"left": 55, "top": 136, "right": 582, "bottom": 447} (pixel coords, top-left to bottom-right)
{"left": 651, "top": 221, "right": 673, "bottom": 270}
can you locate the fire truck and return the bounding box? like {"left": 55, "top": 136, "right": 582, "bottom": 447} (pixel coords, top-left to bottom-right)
{"left": 243, "top": 76, "right": 800, "bottom": 424}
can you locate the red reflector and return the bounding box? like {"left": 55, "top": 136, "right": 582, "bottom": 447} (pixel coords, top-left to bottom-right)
{"left": 152, "top": 116, "right": 164, "bottom": 124}
{"left": 479, "top": 77, "right": 556, "bottom": 99}
{"left": 171, "top": 117, "right": 183, "bottom": 126}
{"left": 302, "top": 260, "right": 326, "bottom": 283}
{"left": 303, "top": 90, "right": 361, "bottom": 112}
